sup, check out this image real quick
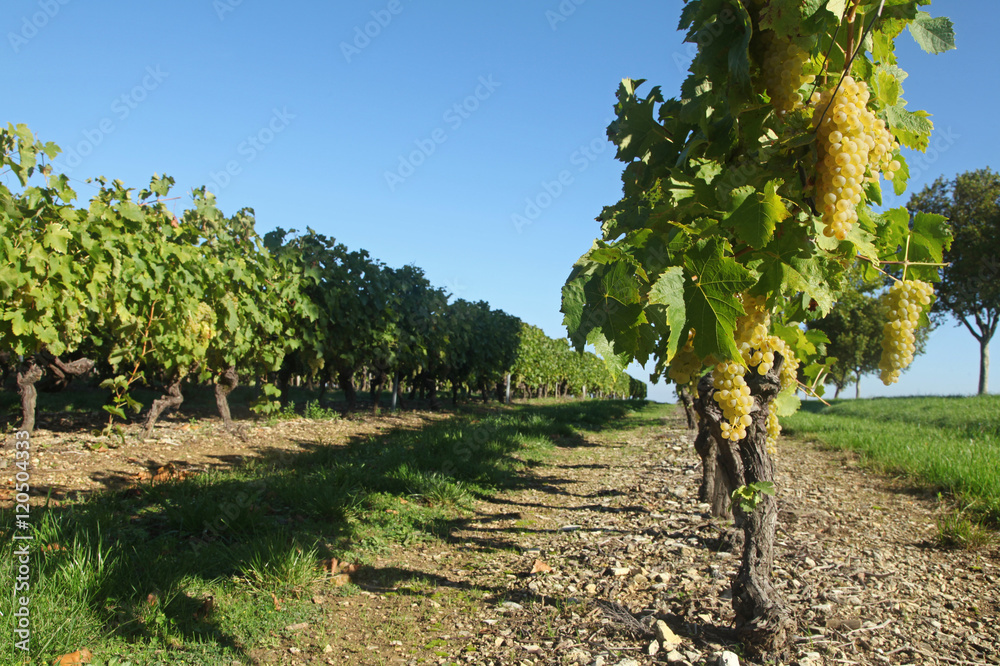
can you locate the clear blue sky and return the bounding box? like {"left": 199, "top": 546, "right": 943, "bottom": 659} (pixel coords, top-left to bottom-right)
{"left": 3, "top": 0, "right": 995, "bottom": 402}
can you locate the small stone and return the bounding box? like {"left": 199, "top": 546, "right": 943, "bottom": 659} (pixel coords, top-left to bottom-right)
{"left": 633, "top": 573, "right": 649, "bottom": 587}
{"left": 612, "top": 567, "right": 631, "bottom": 577}
{"left": 288, "top": 647, "right": 301, "bottom": 654}
{"left": 798, "top": 652, "right": 822, "bottom": 666}
{"left": 666, "top": 650, "right": 685, "bottom": 663}
{"left": 523, "top": 644, "right": 542, "bottom": 653}
{"left": 322, "top": 644, "right": 333, "bottom": 653}
{"left": 501, "top": 601, "right": 523, "bottom": 611}
{"left": 593, "top": 657, "right": 606, "bottom": 666}
{"left": 615, "top": 659, "right": 639, "bottom": 666}
{"left": 585, "top": 583, "right": 597, "bottom": 594}
{"left": 560, "top": 525, "right": 582, "bottom": 532}
{"left": 826, "top": 617, "right": 862, "bottom": 631}
{"left": 284, "top": 622, "right": 310, "bottom": 631}
{"left": 716, "top": 650, "right": 740, "bottom": 666}
{"left": 648, "top": 639, "right": 659, "bottom": 655}
{"left": 655, "top": 620, "right": 682, "bottom": 648}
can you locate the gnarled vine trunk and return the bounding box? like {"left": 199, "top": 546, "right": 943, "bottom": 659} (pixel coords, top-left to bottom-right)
{"left": 338, "top": 367, "right": 357, "bottom": 406}
{"left": 40, "top": 354, "right": 95, "bottom": 392}
{"left": 692, "top": 360, "right": 793, "bottom": 656}
{"left": 677, "top": 383, "right": 697, "bottom": 430}
{"left": 370, "top": 369, "right": 386, "bottom": 411}
{"left": 730, "top": 357, "right": 794, "bottom": 655}
{"left": 214, "top": 366, "right": 240, "bottom": 435}
{"left": 693, "top": 374, "right": 741, "bottom": 520}
{"left": 144, "top": 377, "right": 184, "bottom": 434}
{"left": 17, "top": 358, "right": 44, "bottom": 433}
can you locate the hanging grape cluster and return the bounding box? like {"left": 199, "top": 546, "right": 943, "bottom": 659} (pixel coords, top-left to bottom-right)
{"left": 763, "top": 335, "right": 799, "bottom": 455}
{"left": 760, "top": 33, "right": 814, "bottom": 114}
{"left": 712, "top": 360, "right": 753, "bottom": 442}
{"left": 879, "top": 279, "right": 933, "bottom": 385}
{"left": 189, "top": 302, "right": 217, "bottom": 348}
{"left": 668, "top": 330, "right": 703, "bottom": 385}
{"left": 712, "top": 294, "right": 768, "bottom": 442}
{"left": 811, "top": 76, "right": 902, "bottom": 241}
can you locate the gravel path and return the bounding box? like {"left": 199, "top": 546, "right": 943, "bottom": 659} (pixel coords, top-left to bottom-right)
{"left": 342, "top": 407, "right": 1000, "bottom": 666}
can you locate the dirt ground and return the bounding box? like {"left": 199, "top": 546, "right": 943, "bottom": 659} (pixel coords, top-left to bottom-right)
{"left": 2, "top": 404, "right": 998, "bottom": 666}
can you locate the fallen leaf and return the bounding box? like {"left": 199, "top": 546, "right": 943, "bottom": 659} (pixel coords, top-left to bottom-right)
{"left": 284, "top": 622, "right": 310, "bottom": 632}
{"left": 270, "top": 592, "right": 283, "bottom": 611}
{"left": 52, "top": 648, "right": 93, "bottom": 665}
{"left": 321, "top": 557, "right": 339, "bottom": 574}
{"left": 530, "top": 559, "right": 553, "bottom": 574}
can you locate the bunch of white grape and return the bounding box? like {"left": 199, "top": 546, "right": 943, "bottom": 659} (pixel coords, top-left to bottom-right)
{"left": 760, "top": 33, "right": 814, "bottom": 114}
{"left": 879, "top": 279, "right": 933, "bottom": 384}
{"left": 188, "top": 302, "right": 217, "bottom": 347}
{"left": 736, "top": 293, "right": 779, "bottom": 376}
{"left": 811, "top": 76, "right": 902, "bottom": 241}
{"left": 712, "top": 361, "right": 753, "bottom": 442}
{"left": 765, "top": 410, "right": 781, "bottom": 455}
{"left": 668, "top": 330, "right": 703, "bottom": 385}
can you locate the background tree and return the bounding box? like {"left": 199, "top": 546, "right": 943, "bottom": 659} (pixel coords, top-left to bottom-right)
{"left": 908, "top": 168, "right": 1000, "bottom": 394}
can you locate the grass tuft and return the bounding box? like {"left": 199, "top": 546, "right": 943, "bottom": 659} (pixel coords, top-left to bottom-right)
{"left": 785, "top": 395, "right": 1000, "bottom": 525}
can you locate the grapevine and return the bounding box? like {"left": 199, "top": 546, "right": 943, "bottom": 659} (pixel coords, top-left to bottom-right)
{"left": 560, "top": 0, "right": 954, "bottom": 651}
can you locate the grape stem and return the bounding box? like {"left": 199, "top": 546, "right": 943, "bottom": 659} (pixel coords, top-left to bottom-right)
{"left": 814, "top": 0, "right": 886, "bottom": 130}
{"left": 854, "top": 250, "right": 948, "bottom": 284}
{"left": 796, "top": 378, "right": 831, "bottom": 406}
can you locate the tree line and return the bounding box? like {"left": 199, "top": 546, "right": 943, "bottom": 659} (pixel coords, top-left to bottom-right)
{"left": 0, "top": 124, "right": 644, "bottom": 436}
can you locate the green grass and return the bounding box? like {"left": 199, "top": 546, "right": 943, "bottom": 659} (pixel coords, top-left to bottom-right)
{"left": 784, "top": 395, "right": 1000, "bottom": 524}
{"left": 0, "top": 399, "right": 648, "bottom": 664}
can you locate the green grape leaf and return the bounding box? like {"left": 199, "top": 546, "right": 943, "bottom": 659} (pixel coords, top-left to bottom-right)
{"left": 648, "top": 266, "right": 686, "bottom": 360}
{"left": 886, "top": 103, "right": 933, "bottom": 151}
{"left": 682, "top": 238, "right": 756, "bottom": 362}
{"left": 907, "top": 11, "right": 956, "bottom": 55}
{"left": 863, "top": 179, "right": 883, "bottom": 208}
{"left": 906, "top": 212, "right": 951, "bottom": 281}
{"left": 876, "top": 206, "right": 911, "bottom": 255}
{"left": 773, "top": 389, "right": 801, "bottom": 417}
{"left": 42, "top": 223, "right": 73, "bottom": 254}
{"left": 873, "top": 64, "right": 904, "bottom": 108}
{"left": 891, "top": 152, "right": 910, "bottom": 195}
{"left": 587, "top": 329, "right": 631, "bottom": 377}
{"left": 725, "top": 179, "right": 789, "bottom": 249}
